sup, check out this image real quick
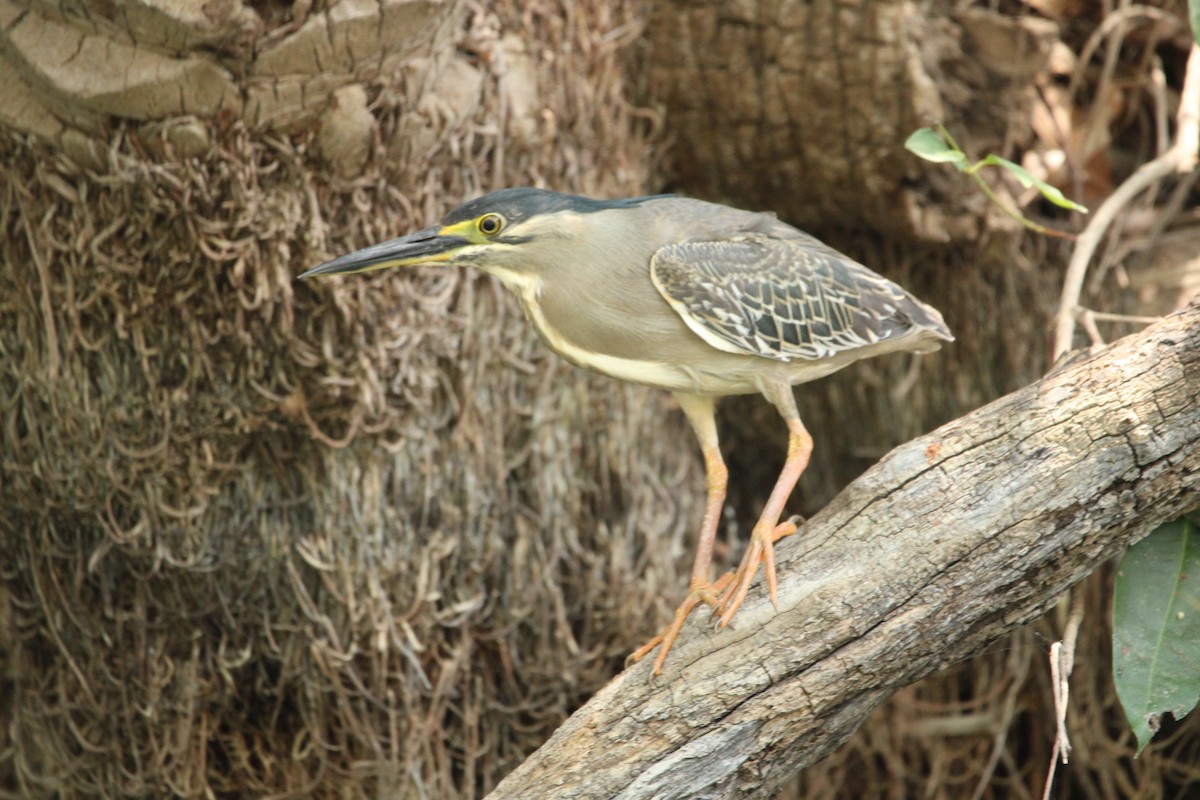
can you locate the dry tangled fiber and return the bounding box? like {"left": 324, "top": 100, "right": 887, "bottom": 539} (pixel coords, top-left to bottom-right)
{"left": 0, "top": 1, "right": 695, "bottom": 797}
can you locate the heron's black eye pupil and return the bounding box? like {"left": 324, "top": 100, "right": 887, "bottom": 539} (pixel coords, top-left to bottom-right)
{"left": 480, "top": 215, "right": 502, "bottom": 235}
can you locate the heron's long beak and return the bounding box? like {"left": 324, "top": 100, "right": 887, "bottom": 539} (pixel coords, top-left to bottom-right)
{"left": 298, "top": 226, "right": 471, "bottom": 279}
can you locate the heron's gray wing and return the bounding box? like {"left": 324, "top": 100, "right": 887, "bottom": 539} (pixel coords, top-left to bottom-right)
{"left": 650, "top": 234, "right": 949, "bottom": 362}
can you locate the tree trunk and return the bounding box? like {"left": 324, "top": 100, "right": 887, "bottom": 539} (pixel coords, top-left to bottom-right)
{"left": 488, "top": 303, "right": 1200, "bottom": 799}
{"left": 643, "top": 0, "right": 1058, "bottom": 241}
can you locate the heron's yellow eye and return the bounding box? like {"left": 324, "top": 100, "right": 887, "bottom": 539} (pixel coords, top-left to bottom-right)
{"left": 478, "top": 214, "right": 505, "bottom": 236}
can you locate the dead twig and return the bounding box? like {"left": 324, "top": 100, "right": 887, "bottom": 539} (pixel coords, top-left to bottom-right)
{"left": 1053, "top": 44, "right": 1200, "bottom": 361}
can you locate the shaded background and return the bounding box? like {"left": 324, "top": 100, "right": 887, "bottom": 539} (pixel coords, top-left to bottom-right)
{"left": 2, "top": 0, "right": 1198, "bottom": 796}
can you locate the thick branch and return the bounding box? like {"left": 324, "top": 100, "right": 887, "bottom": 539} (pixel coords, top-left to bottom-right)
{"left": 488, "top": 304, "right": 1200, "bottom": 799}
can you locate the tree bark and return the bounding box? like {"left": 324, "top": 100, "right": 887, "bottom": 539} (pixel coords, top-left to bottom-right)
{"left": 643, "top": 0, "right": 1059, "bottom": 241}
{"left": 487, "top": 303, "right": 1200, "bottom": 799}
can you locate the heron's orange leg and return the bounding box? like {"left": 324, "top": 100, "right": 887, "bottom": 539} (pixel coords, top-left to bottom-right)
{"left": 631, "top": 389, "right": 812, "bottom": 673}
{"left": 629, "top": 439, "right": 728, "bottom": 674}
{"left": 714, "top": 392, "right": 812, "bottom": 626}
{"left": 629, "top": 394, "right": 732, "bottom": 675}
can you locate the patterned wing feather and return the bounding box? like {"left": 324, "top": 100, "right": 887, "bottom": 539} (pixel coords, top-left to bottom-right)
{"left": 650, "top": 235, "right": 950, "bottom": 362}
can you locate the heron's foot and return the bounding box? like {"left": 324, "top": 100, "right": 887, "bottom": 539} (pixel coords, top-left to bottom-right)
{"left": 713, "top": 514, "right": 803, "bottom": 627}
{"left": 628, "top": 573, "right": 734, "bottom": 676}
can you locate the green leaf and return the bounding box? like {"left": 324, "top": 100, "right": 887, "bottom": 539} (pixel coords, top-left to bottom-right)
{"left": 986, "top": 155, "right": 1089, "bottom": 213}
{"left": 1113, "top": 517, "right": 1200, "bottom": 755}
{"left": 1191, "top": 0, "right": 1200, "bottom": 46}
{"left": 905, "top": 128, "right": 967, "bottom": 168}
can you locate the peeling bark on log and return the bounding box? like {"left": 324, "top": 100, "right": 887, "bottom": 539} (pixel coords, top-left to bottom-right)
{"left": 487, "top": 304, "right": 1200, "bottom": 799}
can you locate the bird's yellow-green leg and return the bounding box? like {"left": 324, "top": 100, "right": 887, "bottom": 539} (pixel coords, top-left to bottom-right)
{"left": 629, "top": 393, "right": 730, "bottom": 675}
{"left": 714, "top": 382, "right": 812, "bottom": 626}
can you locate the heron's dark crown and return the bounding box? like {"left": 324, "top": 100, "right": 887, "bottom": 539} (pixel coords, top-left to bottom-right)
{"left": 441, "top": 188, "right": 672, "bottom": 227}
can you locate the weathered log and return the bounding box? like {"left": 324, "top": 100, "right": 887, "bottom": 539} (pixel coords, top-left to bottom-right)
{"left": 488, "top": 303, "right": 1200, "bottom": 799}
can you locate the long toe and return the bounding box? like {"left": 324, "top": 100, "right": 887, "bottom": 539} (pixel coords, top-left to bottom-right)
{"left": 714, "top": 539, "right": 763, "bottom": 626}
{"left": 629, "top": 575, "right": 732, "bottom": 675}
{"left": 713, "top": 515, "right": 802, "bottom": 626}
